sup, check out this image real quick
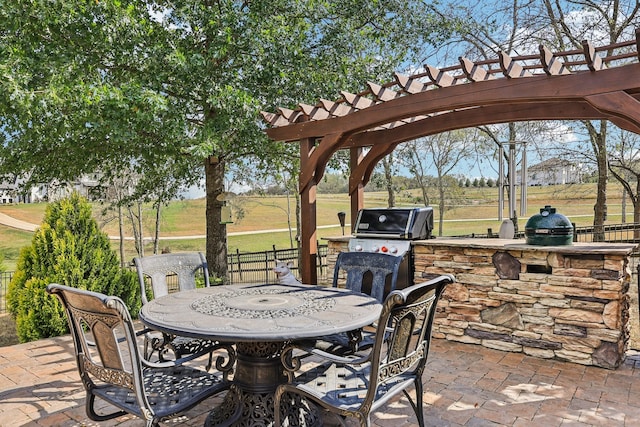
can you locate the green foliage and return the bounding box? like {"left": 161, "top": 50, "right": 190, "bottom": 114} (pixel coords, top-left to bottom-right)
{"left": 318, "top": 173, "right": 350, "bottom": 194}
{"left": 6, "top": 193, "right": 139, "bottom": 342}
{"left": 0, "top": 1, "right": 445, "bottom": 188}
{"left": 0, "top": 0, "right": 450, "bottom": 279}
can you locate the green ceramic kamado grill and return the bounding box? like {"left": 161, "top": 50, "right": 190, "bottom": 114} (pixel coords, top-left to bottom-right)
{"left": 524, "top": 205, "right": 573, "bottom": 246}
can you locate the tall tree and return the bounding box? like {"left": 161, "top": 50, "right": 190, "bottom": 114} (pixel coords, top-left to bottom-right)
{"left": 0, "top": 0, "right": 444, "bottom": 281}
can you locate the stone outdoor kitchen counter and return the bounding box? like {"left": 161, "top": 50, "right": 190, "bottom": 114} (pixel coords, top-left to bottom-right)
{"left": 326, "top": 237, "right": 637, "bottom": 369}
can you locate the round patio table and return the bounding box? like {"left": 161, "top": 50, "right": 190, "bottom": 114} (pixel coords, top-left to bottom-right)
{"left": 138, "top": 282, "right": 382, "bottom": 427}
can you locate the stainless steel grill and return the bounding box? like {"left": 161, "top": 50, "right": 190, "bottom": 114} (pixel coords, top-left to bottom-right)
{"left": 349, "top": 207, "right": 434, "bottom": 288}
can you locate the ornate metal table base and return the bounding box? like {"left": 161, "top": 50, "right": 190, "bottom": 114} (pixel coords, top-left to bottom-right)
{"left": 205, "top": 342, "right": 320, "bottom": 427}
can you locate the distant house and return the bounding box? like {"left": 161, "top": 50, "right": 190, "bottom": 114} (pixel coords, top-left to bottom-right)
{"left": 0, "top": 176, "right": 35, "bottom": 203}
{"left": 517, "top": 158, "right": 583, "bottom": 186}
{"left": 46, "top": 174, "right": 105, "bottom": 202}
{"left": 1, "top": 173, "right": 106, "bottom": 204}
{"left": 0, "top": 179, "right": 19, "bottom": 204}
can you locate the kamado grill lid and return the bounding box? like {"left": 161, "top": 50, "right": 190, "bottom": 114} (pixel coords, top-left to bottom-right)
{"left": 525, "top": 205, "right": 573, "bottom": 246}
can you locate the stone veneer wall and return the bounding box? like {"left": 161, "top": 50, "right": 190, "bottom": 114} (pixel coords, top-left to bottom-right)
{"left": 325, "top": 237, "right": 636, "bottom": 369}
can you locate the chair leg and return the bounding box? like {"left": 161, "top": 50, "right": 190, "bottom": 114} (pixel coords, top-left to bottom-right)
{"left": 413, "top": 380, "right": 426, "bottom": 427}
{"left": 85, "top": 392, "right": 127, "bottom": 421}
{"left": 143, "top": 337, "right": 151, "bottom": 360}
{"left": 274, "top": 389, "right": 284, "bottom": 427}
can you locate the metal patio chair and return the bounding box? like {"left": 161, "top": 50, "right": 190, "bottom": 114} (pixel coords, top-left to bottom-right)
{"left": 305, "top": 251, "right": 403, "bottom": 354}
{"left": 47, "top": 284, "right": 232, "bottom": 427}
{"left": 134, "top": 252, "right": 219, "bottom": 366}
{"left": 332, "top": 251, "right": 402, "bottom": 302}
{"left": 275, "top": 274, "right": 454, "bottom": 427}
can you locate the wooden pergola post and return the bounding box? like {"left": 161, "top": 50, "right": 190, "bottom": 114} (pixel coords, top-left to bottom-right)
{"left": 299, "top": 137, "right": 317, "bottom": 284}
{"left": 349, "top": 147, "right": 365, "bottom": 233}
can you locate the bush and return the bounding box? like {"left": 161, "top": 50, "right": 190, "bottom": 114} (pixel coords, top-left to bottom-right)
{"left": 6, "top": 193, "right": 139, "bottom": 342}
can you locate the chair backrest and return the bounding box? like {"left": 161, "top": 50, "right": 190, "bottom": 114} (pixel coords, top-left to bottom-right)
{"left": 332, "top": 251, "right": 403, "bottom": 303}
{"left": 134, "top": 252, "right": 210, "bottom": 305}
{"left": 46, "top": 284, "right": 148, "bottom": 405}
{"left": 367, "top": 274, "right": 454, "bottom": 400}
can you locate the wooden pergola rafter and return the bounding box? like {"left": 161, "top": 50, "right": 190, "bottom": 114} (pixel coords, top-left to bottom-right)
{"left": 262, "top": 30, "right": 640, "bottom": 284}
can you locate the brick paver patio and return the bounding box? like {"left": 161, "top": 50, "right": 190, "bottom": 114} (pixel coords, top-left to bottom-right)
{"left": 1, "top": 336, "right": 640, "bottom": 427}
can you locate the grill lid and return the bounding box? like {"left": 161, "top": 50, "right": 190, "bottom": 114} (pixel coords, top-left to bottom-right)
{"left": 354, "top": 207, "right": 433, "bottom": 240}
{"left": 525, "top": 205, "right": 573, "bottom": 245}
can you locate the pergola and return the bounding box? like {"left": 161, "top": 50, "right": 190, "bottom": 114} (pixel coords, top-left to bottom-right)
{"left": 262, "top": 30, "right": 640, "bottom": 285}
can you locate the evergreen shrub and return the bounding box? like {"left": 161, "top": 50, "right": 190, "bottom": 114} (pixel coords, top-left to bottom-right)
{"left": 6, "top": 193, "right": 139, "bottom": 342}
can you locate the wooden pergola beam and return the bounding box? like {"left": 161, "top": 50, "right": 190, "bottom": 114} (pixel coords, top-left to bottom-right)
{"left": 266, "top": 64, "right": 640, "bottom": 143}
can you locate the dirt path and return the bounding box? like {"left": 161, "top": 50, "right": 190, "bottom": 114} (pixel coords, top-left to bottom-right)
{"left": 0, "top": 212, "right": 339, "bottom": 239}
{"left": 0, "top": 212, "right": 38, "bottom": 232}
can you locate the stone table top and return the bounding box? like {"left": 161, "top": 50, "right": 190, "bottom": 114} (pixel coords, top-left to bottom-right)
{"left": 139, "top": 283, "right": 382, "bottom": 342}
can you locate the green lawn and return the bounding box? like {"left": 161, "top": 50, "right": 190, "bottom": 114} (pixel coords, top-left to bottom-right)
{"left": 0, "top": 182, "right": 629, "bottom": 269}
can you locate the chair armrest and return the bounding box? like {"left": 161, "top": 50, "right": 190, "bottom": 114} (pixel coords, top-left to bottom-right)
{"left": 141, "top": 342, "right": 236, "bottom": 374}
{"left": 281, "top": 341, "right": 371, "bottom": 382}
{"left": 136, "top": 327, "right": 153, "bottom": 337}
{"left": 141, "top": 350, "right": 211, "bottom": 368}
{"left": 305, "top": 346, "right": 371, "bottom": 365}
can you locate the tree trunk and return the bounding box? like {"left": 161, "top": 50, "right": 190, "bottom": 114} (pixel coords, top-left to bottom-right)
{"left": 137, "top": 203, "right": 144, "bottom": 257}
{"left": 589, "top": 120, "right": 607, "bottom": 242}
{"left": 622, "top": 188, "right": 626, "bottom": 224}
{"left": 205, "top": 156, "right": 228, "bottom": 284}
{"left": 153, "top": 203, "right": 161, "bottom": 255}
{"left": 127, "top": 204, "right": 142, "bottom": 257}
{"left": 383, "top": 156, "right": 395, "bottom": 208}
{"left": 437, "top": 174, "right": 445, "bottom": 237}
{"left": 285, "top": 190, "right": 294, "bottom": 248}
{"left": 118, "top": 204, "right": 125, "bottom": 268}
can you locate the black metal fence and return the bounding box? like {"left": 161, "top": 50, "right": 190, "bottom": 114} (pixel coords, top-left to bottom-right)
{"left": 227, "top": 244, "right": 328, "bottom": 284}
{"left": 0, "top": 271, "right": 14, "bottom": 313}
{"left": 572, "top": 223, "right": 640, "bottom": 243}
